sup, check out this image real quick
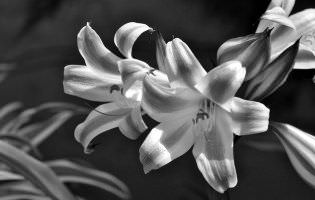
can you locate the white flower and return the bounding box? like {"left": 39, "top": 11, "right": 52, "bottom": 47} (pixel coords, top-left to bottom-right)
{"left": 139, "top": 38, "right": 270, "bottom": 193}
{"left": 63, "top": 22, "right": 167, "bottom": 153}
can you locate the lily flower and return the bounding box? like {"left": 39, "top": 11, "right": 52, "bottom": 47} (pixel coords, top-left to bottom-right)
{"left": 138, "top": 37, "right": 270, "bottom": 193}
{"left": 257, "top": 0, "right": 315, "bottom": 70}
{"left": 270, "top": 122, "right": 315, "bottom": 188}
{"left": 63, "top": 22, "right": 167, "bottom": 153}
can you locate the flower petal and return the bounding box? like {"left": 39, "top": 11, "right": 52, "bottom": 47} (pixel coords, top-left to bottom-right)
{"left": 117, "top": 59, "right": 151, "bottom": 92}
{"left": 117, "top": 59, "right": 169, "bottom": 102}
{"left": 194, "top": 61, "right": 245, "bottom": 105}
{"left": 256, "top": 0, "right": 296, "bottom": 32}
{"left": 217, "top": 30, "right": 271, "bottom": 80}
{"left": 271, "top": 9, "right": 315, "bottom": 57}
{"left": 77, "top": 23, "right": 121, "bottom": 74}
{"left": 223, "top": 97, "right": 270, "bottom": 135}
{"left": 114, "top": 22, "right": 153, "bottom": 58}
{"left": 192, "top": 104, "right": 237, "bottom": 193}
{"left": 260, "top": 7, "right": 295, "bottom": 30}
{"left": 141, "top": 75, "right": 201, "bottom": 121}
{"left": 270, "top": 122, "right": 315, "bottom": 188}
{"left": 118, "top": 106, "right": 147, "bottom": 140}
{"left": 74, "top": 103, "right": 131, "bottom": 153}
{"left": 63, "top": 65, "right": 122, "bottom": 102}
{"left": 165, "top": 38, "right": 206, "bottom": 88}
{"left": 245, "top": 40, "right": 299, "bottom": 101}
{"left": 139, "top": 117, "right": 194, "bottom": 173}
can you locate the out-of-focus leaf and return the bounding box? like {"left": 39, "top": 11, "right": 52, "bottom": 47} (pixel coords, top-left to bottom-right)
{"left": 48, "top": 159, "right": 131, "bottom": 199}
{"left": 0, "top": 170, "right": 23, "bottom": 181}
{"left": 0, "top": 102, "right": 23, "bottom": 130}
{"left": 245, "top": 39, "right": 299, "bottom": 101}
{"left": 16, "top": 111, "right": 73, "bottom": 148}
{"left": 0, "top": 194, "right": 50, "bottom": 200}
{"left": 0, "top": 141, "right": 76, "bottom": 200}
{"left": 0, "top": 180, "right": 44, "bottom": 195}
{"left": 0, "top": 134, "right": 42, "bottom": 159}
{"left": 0, "top": 102, "right": 87, "bottom": 135}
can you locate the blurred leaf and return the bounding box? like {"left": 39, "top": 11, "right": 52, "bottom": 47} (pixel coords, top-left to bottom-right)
{"left": 0, "top": 134, "right": 42, "bottom": 159}
{"left": 0, "top": 141, "right": 76, "bottom": 200}
{"left": 0, "top": 180, "right": 44, "bottom": 195}
{"left": 0, "top": 102, "right": 88, "bottom": 151}
{"left": 0, "top": 102, "right": 23, "bottom": 130}
{"left": 17, "top": 111, "right": 73, "bottom": 147}
{"left": 0, "top": 102, "right": 87, "bottom": 134}
{"left": 0, "top": 170, "right": 23, "bottom": 182}
{"left": 0, "top": 194, "right": 49, "bottom": 200}
{"left": 48, "top": 159, "right": 131, "bottom": 199}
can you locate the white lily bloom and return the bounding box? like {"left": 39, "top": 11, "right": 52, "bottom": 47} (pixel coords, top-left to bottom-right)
{"left": 63, "top": 22, "right": 168, "bottom": 153}
{"left": 257, "top": 0, "right": 315, "bottom": 69}
{"left": 139, "top": 38, "right": 270, "bottom": 193}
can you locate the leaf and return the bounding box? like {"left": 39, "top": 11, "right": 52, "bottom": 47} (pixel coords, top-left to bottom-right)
{"left": 0, "top": 134, "right": 42, "bottom": 159}
{"left": 0, "top": 170, "right": 23, "bottom": 181}
{"left": 0, "top": 102, "right": 87, "bottom": 135}
{"left": 0, "top": 102, "right": 23, "bottom": 131}
{"left": 0, "top": 141, "right": 76, "bottom": 200}
{"left": 16, "top": 111, "right": 74, "bottom": 148}
{"left": 47, "top": 159, "right": 131, "bottom": 199}
{"left": 0, "top": 180, "right": 44, "bottom": 196}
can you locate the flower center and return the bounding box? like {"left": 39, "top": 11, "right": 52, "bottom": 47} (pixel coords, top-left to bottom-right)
{"left": 192, "top": 99, "right": 215, "bottom": 140}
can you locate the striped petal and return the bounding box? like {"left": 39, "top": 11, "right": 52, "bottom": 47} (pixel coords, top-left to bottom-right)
{"left": 63, "top": 65, "right": 122, "bottom": 102}
{"left": 271, "top": 9, "right": 315, "bottom": 58}
{"left": 118, "top": 106, "right": 147, "bottom": 140}
{"left": 77, "top": 23, "right": 121, "bottom": 74}
{"left": 139, "top": 117, "right": 194, "bottom": 173}
{"left": 165, "top": 38, "right": 206, "bottom": 88}
{"left": 224, "top": 97, "right": 270, "bottom": 135}
{"left": 217, "top": 30, "right": 271, "bottom": 80}
{"left": 114, "top": 22, "right": 153, "bottom": 58}
{"left": 194, "top": 61, "right": 245, "bottom": 105}
{"left": 141, "top": 75, "right": 201, "bottom": 121}
{"left": 256, "top": 0, "right": 296, "bottom": 32}
{"left": 192, "top": 104, "right": 237, "bottom": 193}
{"left": 74, "top": 103, "right": 131, "bottom": 153}
{"left": 270, "top": 122, "right": 315, "bottom": 188}
{"left": 245, "top": 40, "right": 299, "bottom": 101}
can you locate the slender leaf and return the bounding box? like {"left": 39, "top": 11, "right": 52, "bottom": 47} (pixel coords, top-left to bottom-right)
{"left": 0, "top": 141, "right": 76, "bottom": 200}
{"left": 17, "top": 111, "right": 73, "bottom": 147}
{"left": 48, "top": 160, "right": 131, "bottom": 199}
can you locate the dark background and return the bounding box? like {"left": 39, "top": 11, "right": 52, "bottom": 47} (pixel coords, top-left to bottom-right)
{"left": 1, "top": 0, "right": 315, "bottom": 199}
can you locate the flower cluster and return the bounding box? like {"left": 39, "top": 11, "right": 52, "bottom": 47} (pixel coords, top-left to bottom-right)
{"left": 64, "top": 0, "right": 315, "bottom": 193}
